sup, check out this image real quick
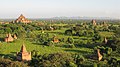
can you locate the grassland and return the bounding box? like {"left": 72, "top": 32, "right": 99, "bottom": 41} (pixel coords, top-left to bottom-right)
{"left": 0, "top": 26, "right": 117, "bottom": 59}
{"left": 0, "top": 28, "right": 94, "bottom": 59}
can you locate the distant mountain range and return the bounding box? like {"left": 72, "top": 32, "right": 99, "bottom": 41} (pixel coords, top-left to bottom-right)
{"left": 0, "top": 16, "right": 120, "bottom": 21}
{"left": 51, "top": 16, "right": 120, "bottom": 20}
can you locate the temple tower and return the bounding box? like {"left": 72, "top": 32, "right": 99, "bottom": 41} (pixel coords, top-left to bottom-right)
{"left": 103, "top": 37, "right": 108, "bottom": 44}
{"left": 15, "top": 14, "right": 32, "bottom": 24}
{"left": 91, "top": 19, "right": 97, "bottom": 26}
{"left": 16, "top": 44, "right": 31, "bottom": 61}
{"left": 97, "top": 49, "right": 103, "bottom": 61}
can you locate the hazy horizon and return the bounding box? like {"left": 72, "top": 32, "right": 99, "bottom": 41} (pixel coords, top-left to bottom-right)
{"left": 0, "top": 0, "right": 120, "bottom": 19}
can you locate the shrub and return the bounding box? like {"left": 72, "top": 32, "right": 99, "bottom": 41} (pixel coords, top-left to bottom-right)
{"left": 46, "top": 41, "right": 54, "bottom": 46}
{"left": 0, "top": 58, "right": 28, "bottom": 67}
{"left": 67, "top": 37, "right": 74, "bottom": 44}
{"left": 31, "top": 53, "right": 74, "bottom": 67}
{"left": 65, "top": 30, "right": 73, "bottom": 36}
{"left": 93, "top": 63, "right": 97, "bottom": 67}
{"left": 68, "top": 44, "right": 75, "bottom": 48}
{"left": 69, "top": 62, "right": 77, "bottom": 67}
{"left": 75, "top": 54, "right": 85, "bottom": 65}
{"left": 106, "top": 47, "right": 112, "bottom": 55}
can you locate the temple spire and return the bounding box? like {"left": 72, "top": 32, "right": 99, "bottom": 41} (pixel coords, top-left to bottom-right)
{"left": 20, "top": 14, "right": 23, "bottom": 16}
{"left": 15, "top": 14, "right": 32, "bottom": 23}
{"left": 103, "top": 37, "right": 108, "bottom": 44}
{"left": 20, "top": 44, "right": 27, "bottom": 53}
{"left": 17, "top": 43, "right": 31, "bottom": 61}
{"left": 97, "top": 49, "right": 103, "bottom": 61}
{"left": 91, "top": 19, "right": 97, "bottom": 26}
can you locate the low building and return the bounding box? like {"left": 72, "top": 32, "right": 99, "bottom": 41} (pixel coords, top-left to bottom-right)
{"left": 103, "top": 37, "right": 108, "bottom": 44}
{"left": 4, "top": 33, "right": 14, "bottom": 42}
{"left": 16, "top": 44, "right": 31, "bottom": 61}
{"left": 13, "top": 34, "right": 17, "bottom": 39}
{"left": 89, "top": 49, "right": 103, "bottom": 61}
{"left": 53, "top": 36, "right": 59, "bottom": 43}
{"left": 97, "top": 49, "right": 103, "bottom": 61}
{"left": 91, "top": 19, "right": 97, "bottom": 26}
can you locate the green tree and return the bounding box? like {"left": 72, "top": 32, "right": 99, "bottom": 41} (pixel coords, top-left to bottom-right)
{"left": 65, "top": 30, "right": 73, "bottom": 36}
{"left": 4, "top": 27, "right": 12, "bottom": 33}
{"left": 106, "top": 47, "right": 112, "bottom": 55}
{"left": 69, "top": 62, "right": 77, "bottom": 67}
{"left": 0, "top": 58, "right": 28, "bottom": 67}
{"left": 67, "top": 37, "right": 74, "bottom": 44}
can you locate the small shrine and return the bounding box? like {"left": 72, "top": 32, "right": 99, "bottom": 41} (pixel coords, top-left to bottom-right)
{"left": 90, "top": 49, "right": 103, "bottom": 61}
{"left": 97, "top": 49, "right": 103, "bottom": 61}
{"left": 16, "top": 44, "right": 31, "bottom": 61}
{"left": 53, "top": 36, "right": 59, "bottom": 43}
{"left": 13, "top": 34, "right": 17, "bottom": 39}
{"left": 102, "top": 21, "right": 107, "bottom": 26}
{"left": 91, "top": 19, "right": 97, "bottom": 26}
{"left": 4, "top": 33, "right": 14, "bottom": 42}
{"left": 103, "top": 37, "right": 108, "bottom": 44}
{"left": 50, "top": 26, "right": 54, "bottom": 31}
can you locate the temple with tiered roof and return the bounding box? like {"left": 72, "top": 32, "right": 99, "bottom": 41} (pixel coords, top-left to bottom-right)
{"left": 15, "top": 14, "right": 32, "bottom": 24}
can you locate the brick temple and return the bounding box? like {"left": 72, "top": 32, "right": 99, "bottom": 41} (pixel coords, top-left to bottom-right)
{"left": 15, "top": 14, "right": 32, "bottom": 24}
{"left": 97, "top": 49, "right": 103, "bottom": 61}
{"left": 91, "top": 19, "right": 97, "bottom": 26}
{"left": 4, "top": 33, "right": 14, "bottom": 42}
{"left": 53, "top": 36, "right": 59, "bottom": 43}
{"left": 16, "top": 44, "right": 31, "bottom": 61}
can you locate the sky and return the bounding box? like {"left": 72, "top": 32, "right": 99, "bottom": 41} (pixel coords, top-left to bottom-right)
{"left": 0, "top": 0, "right": 120, "bottom": 18}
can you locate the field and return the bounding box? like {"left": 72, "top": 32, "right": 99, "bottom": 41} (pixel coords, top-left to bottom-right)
{"left": 0, "top": 22, "right": 119, "bottom": 67}
{"left": 0, "top": 28, "right": 94, "bottom": 58}
{"left": 0, "top": 26, "right": 115, "bottom": 58}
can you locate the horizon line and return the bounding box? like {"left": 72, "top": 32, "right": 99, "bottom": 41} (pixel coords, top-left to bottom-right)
{"left": 0, "top": 16, "right": 119, "bottom": 19}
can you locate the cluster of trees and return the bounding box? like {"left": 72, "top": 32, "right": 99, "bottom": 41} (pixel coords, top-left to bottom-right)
{"left": 0, "top": 23, "right": 38, "bottom": 38}
{"left": 34, "top": 33, "right": 76, "bottom": 48}
{"left": 91, "top": 26, "right": 120, "bottom": 67}
{"left": 30, "top": 51, "right": 92, "bottom": 67}
{"left": 93, "top": 43, "right": 120, "bottom": 66}
{"left": 0, "top": 23, "right": 64, "bottom": 40}
{"left": 65, "top": 22, "right": 119, "bottom": 36}
{"left": 1, "top": 50, "right": 119, "bottom": 67}
{"left": 42, "top": 25, "right": 62, "bottom": 30}
{"left": 0, "top": 57, "right": 28, "bottom": 67}
{"left": 29, "top": 50, "right": 120, "bottom": 67}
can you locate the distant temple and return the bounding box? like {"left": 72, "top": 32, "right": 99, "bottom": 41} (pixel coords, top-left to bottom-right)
{"left": 91, "top": 19, "right": 97, "bottom": 26}
{"left": 50, "top": 26, "right": 54, "bottom": 31}
{"left": 15, "top": 14, "right": 32, "bottom": 24}
{"left": 16, "top": 44, "right": 31, "bottom": 61}
{"left": 97, "top": 49, "right": 103, "bottom": 61}
{"left": 90, "top": 49, "right": 103, "bottom": 61}
{"left": 103, "top": 37, "right": 108, "bottom": 44}
{"left": 4, "top": 33, "right": 17, "bottom": 42}
{"left": 102, "top": 21, "right": 108, "bottom": 26}
{"left": 4, "top": 33, "right": 14, "bottom": 42}
{"left": 13, "top": 34, "right": 17, "bottom": 39}
{"left": 53, "top": 36, "right": 59, "bottom": 43}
